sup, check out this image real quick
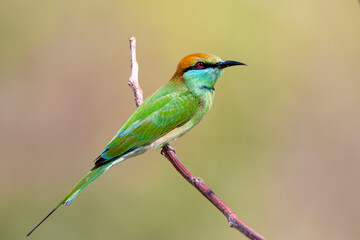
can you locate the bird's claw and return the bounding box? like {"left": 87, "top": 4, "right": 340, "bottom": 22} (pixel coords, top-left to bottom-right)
{"left": 161, "top": 144, "right": 176, "bottom": 155}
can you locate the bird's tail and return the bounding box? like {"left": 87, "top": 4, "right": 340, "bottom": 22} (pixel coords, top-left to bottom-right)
{"left": 26, "top": 161, "right": 113, "bottom": 237}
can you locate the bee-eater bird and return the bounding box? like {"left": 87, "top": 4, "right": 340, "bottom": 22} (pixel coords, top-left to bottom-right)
{"left": 27, "top": 53, "right": 246, "bottom": 236}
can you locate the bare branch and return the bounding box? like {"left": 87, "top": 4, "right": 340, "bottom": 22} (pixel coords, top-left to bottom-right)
{"left": 161, "top": 145, "right": 266, "bottom": 240}
{"left": 127, "top": 37, "right": 266, "bottom": 240}
{"left": 128, "top": 37, "right": 143, "bottom": 107}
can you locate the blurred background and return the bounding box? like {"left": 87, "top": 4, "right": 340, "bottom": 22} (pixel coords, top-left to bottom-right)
{"left": 1, "top": 0, "right": 359, "bottom": 239}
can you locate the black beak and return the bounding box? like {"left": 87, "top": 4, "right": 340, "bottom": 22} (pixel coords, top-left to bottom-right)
{"left": 216, "top": 60, "right": 247, "bottom": 69}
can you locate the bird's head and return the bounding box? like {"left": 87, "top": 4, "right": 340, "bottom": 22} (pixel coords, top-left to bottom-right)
{"left": 172, "top": 53, "right": 246, "bottom": 92}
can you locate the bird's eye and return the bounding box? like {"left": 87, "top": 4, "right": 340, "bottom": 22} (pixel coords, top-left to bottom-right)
{"left": 195, "top": 62, "right": 205, "bottom": 69}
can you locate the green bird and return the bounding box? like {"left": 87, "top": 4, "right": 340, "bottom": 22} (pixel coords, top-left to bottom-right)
{"left": 27, "top": 53, "right": 246, "bottom": 236}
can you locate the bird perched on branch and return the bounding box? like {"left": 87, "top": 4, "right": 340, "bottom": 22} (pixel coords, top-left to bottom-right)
{"left": 27, "top": 53, "right": 246, "bottom": 236}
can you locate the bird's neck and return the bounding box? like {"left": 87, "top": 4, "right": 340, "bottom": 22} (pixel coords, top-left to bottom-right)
{"left": 177, "top": 79, "right": 214, "bottom": 111}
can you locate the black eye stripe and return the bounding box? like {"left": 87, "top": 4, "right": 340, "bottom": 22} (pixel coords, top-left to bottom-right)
{"left": 183, "top": 62, "right": 216, "bottom": 72}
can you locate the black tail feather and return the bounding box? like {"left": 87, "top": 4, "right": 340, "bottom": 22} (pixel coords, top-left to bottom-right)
{"left": 26, "top": 206, "right": 59, "bottom": 237}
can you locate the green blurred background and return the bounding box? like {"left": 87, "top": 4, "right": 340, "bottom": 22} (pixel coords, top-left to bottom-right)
{"left": 1, "top": 0, "right": 359, "bottom": 239}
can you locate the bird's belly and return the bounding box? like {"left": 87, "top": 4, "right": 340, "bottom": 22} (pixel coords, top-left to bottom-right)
{"left": 149, "top": 122, "right": 194, "bottom": 149}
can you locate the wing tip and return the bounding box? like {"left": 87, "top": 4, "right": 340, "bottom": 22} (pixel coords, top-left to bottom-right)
{"left": 93, "top": 155, "right": 108, "bottom": 167}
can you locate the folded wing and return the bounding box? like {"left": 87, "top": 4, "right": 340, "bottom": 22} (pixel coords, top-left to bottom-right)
{"left": 94, "top": 91, "right": 200, "bottom": 166}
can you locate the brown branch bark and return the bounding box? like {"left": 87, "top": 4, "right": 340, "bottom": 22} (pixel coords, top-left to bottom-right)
{"left": 127, "top": 37, "right": 266, "bottom": 240}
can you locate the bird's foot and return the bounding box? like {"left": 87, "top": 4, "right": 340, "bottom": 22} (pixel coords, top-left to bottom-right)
{"left": 161, "top": 144, "right": 176, "bottom": 155}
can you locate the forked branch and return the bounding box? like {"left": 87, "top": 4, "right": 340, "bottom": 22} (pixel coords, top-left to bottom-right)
{"left": 127, "top": 37, "right": 266, "bottom": 240}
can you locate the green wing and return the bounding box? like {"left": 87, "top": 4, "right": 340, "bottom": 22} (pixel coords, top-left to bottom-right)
{"left": 95, "top": 91, "right": 199, "bottom": 165}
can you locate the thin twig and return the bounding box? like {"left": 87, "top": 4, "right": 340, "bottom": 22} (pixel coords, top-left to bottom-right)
{"left": 127, "top": 37, "right": 266, "bottom": 240}
{"left": 128, "top": 37, "right": 143, "bottom": 107}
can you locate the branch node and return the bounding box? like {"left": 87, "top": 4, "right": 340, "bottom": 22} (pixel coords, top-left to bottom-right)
{"left": 191, "top": 176, "right": 204, "bottom": 184}
{"left": 228, "top": 216, "right": 236, "bottom": 227}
